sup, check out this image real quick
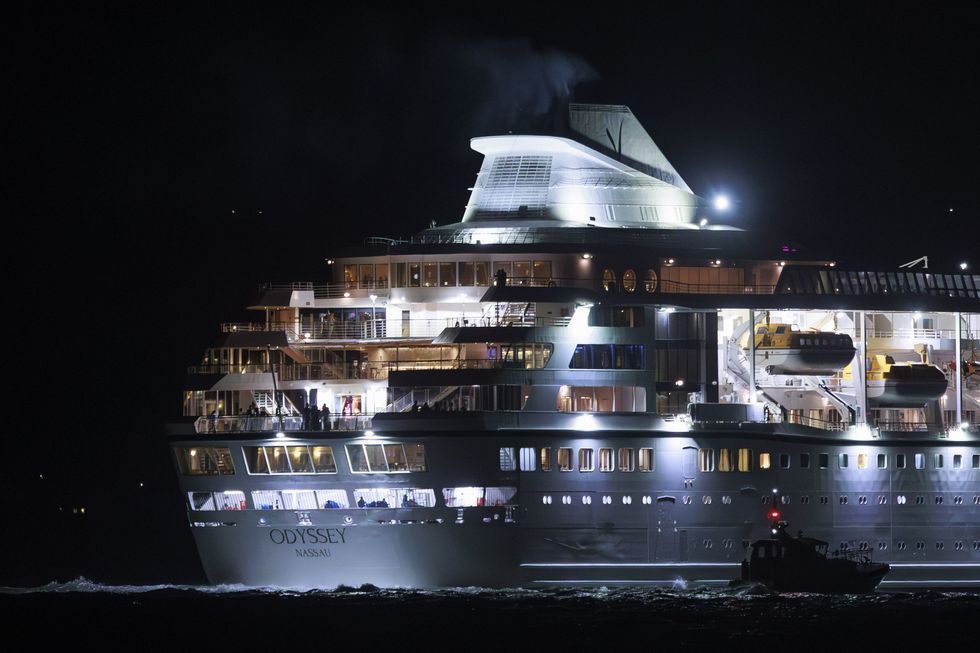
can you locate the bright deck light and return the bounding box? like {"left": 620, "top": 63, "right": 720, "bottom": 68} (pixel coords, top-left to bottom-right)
{"left": 713, "top": 195, "right": 730, "bottom": 211}
{"left": 960, "top": 262, "right": 968, "bottom": 270}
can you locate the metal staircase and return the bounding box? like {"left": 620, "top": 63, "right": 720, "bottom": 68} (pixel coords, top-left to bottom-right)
{"left": 252, "top": 390, "right": 300, "bottom": 416}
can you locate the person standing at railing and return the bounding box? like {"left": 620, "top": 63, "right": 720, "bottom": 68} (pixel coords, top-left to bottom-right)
{"left": 208, "top": 409, "right": 217, "bottom": 433}
{"left": 322, "top": 404, "right": 331, "bottom": 430}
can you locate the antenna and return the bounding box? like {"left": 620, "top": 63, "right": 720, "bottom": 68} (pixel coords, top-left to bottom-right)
{"left": 898, "top": 255, "right": 929, "bottom": 269}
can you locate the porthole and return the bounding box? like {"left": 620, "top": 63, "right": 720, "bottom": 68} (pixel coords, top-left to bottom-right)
{"left": 780, "top": 495, "right": 790, "bottom": 505}
{"left": 602, "top": 268, "right": 617, "bottom": 292}
{"left": 722, "top": 495, "right": 732, "bottom": 504}
{"left": 623, "top": 269, "right": 637, "bottom": 293}
{"left": 683, "top": 495, "right": 692, "bottom": 505}
{"left": 702, "top": 495, "right": 712, "bottom": 505}
{"left": 935, "top": 496, "right": 944, "bottom": 505}
{"left": 897, "top": 495, "right": 906, "bottom": 505}
{"left": 581, "top": 495, "right": 592, "bottom": 505}
{"left": 644, "top": 269, "right": 658, "bottom": 293}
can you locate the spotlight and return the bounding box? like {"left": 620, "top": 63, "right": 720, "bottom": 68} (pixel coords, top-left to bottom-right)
{"left": 713, "top": 195, "right": 731, "bottom": 211}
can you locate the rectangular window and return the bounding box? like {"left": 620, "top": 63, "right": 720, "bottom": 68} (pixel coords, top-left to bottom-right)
{"left": 422, "top": 262, "right": 438, "bottom": 287}
{"left": 513, "top": 261, "right": 531, "bottom": 283}
{"left": 364, "top": 444, "right": 388, "bottom": 472}
{"left": 718, "top": 448, "right": 734, "bottom": 472}
{"left": 934, "top": 453, "right": 944, "bottom": 469}
{"left": 800, "top": 453, "right": 811, "bottom": 469}
{"left": 857, "top": 453, "right": 868, "bottom": 470}
{"left": 475, "top": 261, "right": 490, "bottom": 286}
{"left": 311, "top": 446, "right": 337, "bottom": 473}
{"left": 280, "top": 489, "right": 319, "bottom": 510}
{"left": 213, "top": 491, "right": 246, "bottom": 510}
{"left": 459, "top": 262, "right": 475, "bottom": 286}
{"left": 838, "top": 453, "right": 849, "bottom": 469}
{"left": 178, "top": 447, "right": 235, "bottom": 476}
{"left": 818, "top": 453, "right": 829, "bottom": 469}
{"left": 499, "top": 447, "right": 517, "bottom": 471}
{"left": 409, "top": 262, "right": 421, "bottom": 287}
{"left": 896, "top": 453, "right": 907, "bottom": 469}
{"left": 914, "top": 453, "right": 925, "bottom": 469}
{"left": 442, "top": 486, "right": 515, "bottom": 508}
{"left": 344, "top": 264, "right": 357, "bottom": 288}
{"left": 357, "top": 488, "right": 437, "bottom": 508}
{"left": 266, "top": 446, "right": 291, "bottom": 473}
{"left": 579, "top": 448, "right": 595, "bottom": 472}
{"left": 252, "top": 490, "right": 284, "bottom": 510}
{"left": 393, "top": 262, "right": 407, "bottom": 288}
{"left": 358, "top": 264, "right": 375, "bottom": 288}
{"left": 385, "top": 444, "right": 409, "bottom": 472}
{"left": 405, "top": 443, "right": 427, "bottom": 471}
{"left": 286, "top": 446, "right": 313, "bottom": 473}
{"left": 375, "top": 264, "right": 388, "bottom": 288}
{"left": 953, "top": 454, "right": 962, "bottom": 469}
{"left": 759, "top": 452, "right": 771, "bottom": 470}
{"left": 439, "top": 262, "right": 457, "bottom": 286}
{"left": 558, "top": 447, "right": 573, "bottom": 471}
{"left": 699, "top": 448, "right": 715, "bottom": 472}
{"left": 638, "top": 448, "right": 654, "bottom": 472}
{"left": 618, "top": 448, "right": 635, "bottom": 472}
{"left": 599, "top": 448, "right": 614, "bottom": 472}
{"left": 316, "top": 489, "right": 349, "bottom": 509}
{"left": 189, "top": 491, "right": 216, "bottom": 511}
{"left": 540, "top": 448, "right": 552, "bottom": 472}
{"left": 779, "top": 453, "right": 790, "bottom": 469}
{"left": 519, "top": 447, "right": 536, "bottom": 471}
{"left": 973, "top": 454, "right": 980, "bottom": 469}
{"left": 877, "top": 453, "right": 887, "bottom": 469}
{"left": 243, "top": 446, "right": 269, "bottom": 474}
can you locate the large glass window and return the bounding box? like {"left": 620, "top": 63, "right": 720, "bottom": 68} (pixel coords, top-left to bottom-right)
{"left": 759, "top": 452, "right": 772, "bottom": 470}
{"left": 266, "top": 446, "right": 291, "bottom": 473}
{"left": 459, "top": 262, "right": 475, "bottom": 286}
{"left": 699, "top": 448, "right": 714, "bottom": 472}
{"left": 311, "top": 446, "right": 337, "bottom": 473}
{"left": 499, "top": 447, "right": 517, "bottom": 471}
{"left": 177, "top": 447, "right": 235, "bottom": 476}
{"left": 375, "top": 264, "right": 389, "bottom": 288}
{"left": 718, "top": 448, "right": 734, "bottom": 472}
{"left": 359, "top": 264, "right": 375, "bottom": 288}
{"left": 579, "top": 448, "right": 595, "bottom": 472}
{"left": 737, "top": 448, "right": 753, "bottom": 472}
{"left": 288, "top": 446, "right": 314, "bottom": 473}
{"left": 439, "top": 262, "right": 457, "bottom": 286}
{"left": 513, "top": 261, "right": 531, "bottom": 284}
{"left": 442, "top": 486, "right": 516, "bottom": 507}
{"left": 346, "top": 443, "right": 427, "bottom": 473}
{"left": 422, "top": 263, "right": 438, "bottom": 287}
{"left": 519, "top": 447, "right": 536, "bottom": 471}
{"left": 603, "top": 268, "right": 617, "bottom": 291}
{"left": 475, "top": 262, "right": 490, "bottom": 286}
{"left": 532, "top": 260, "right": 552, "bottom": 283}
{"left": 393, "top": 262, "right": 407, "bottom": 288}
{"left": 409, "top": 263, "right": 421, "bottom": 287}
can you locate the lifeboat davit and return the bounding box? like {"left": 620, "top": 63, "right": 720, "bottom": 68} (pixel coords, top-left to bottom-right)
{"left": 845, "top": 354, "right": 948, "bottom": 407}
{"left": 743, "top": 323, "right": 856, "bottom": 375}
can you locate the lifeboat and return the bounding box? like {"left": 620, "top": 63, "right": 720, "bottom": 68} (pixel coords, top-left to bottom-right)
{"left": 844, "top": 354, "right": 948, "bottom": 407}
{"left": 742, "top": 323, "right": 855, "bottom": 375}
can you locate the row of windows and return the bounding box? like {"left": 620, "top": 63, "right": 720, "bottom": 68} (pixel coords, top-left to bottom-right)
{"left": 500, "top": 447, "right": 980, "bottom": 473}
{"left": 177, "top": 443, "right": 428, "bottom": 477}
{"left": 188, "top": 486, "right": 517, "bottom": 511}
{"left": 535, "top": 493, "right": 980, "bottom": 507}
{"left": 569, "top": 344, "right": 645, "bottom": 369}
{"left": 777, "top": 268, "right": 980, "bottom": 299}
{"left": 602, "top": 268, "right": 658, "bottom": 293}
{"left": 389, "top": 260, "right": 554, "bottom": 288}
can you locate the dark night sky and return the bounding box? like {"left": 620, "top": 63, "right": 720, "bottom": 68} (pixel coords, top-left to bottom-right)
{"left": 5, "top": 3, "right": 979, "bottom": 583}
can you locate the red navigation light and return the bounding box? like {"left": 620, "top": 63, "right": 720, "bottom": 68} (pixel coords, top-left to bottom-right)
{"left": 769, "top": 510, "right": 781, "bottom": 520}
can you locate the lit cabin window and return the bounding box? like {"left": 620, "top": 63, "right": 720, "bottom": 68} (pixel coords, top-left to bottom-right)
{"left": 540, "top": 448, "right": 553, "bottom": 471}
{"left": 519, "top": 448, "right": 536, "bottom": 471}
{"left": 818, "top": 453, "right": 829, "bottom": 469}
{"left": 288, "top": 446, "right": 314, "bottom": 473}
{"left": 346, "top": 443, "right": 426, "bottom": 473}
{"left": 599, "top": 448, "right": 614, "bottom": 472}
{"left": 639, "top": 448, "right": 655, "bottom": 472}
{"left": 442, "top": 486, "right": 516, "bottom": 507}
{"left": 252, "top": 490, "right": 319, "bottom": 510}
{"left": 799, "top": 453, "right": 811, "bottom": 469}
{"left": 499, "top": 447, "right": 517, "bottom": 471}
{"left": 619, "top": 448, "right": 635, "bottom": 472}
{"left": 857, "top": 453, "right": 868, "bottom": 470}
{"left": 579, "top": 448, "right": 595, "bottom": 472}
{"left": 914, "top": 453, "right": 925, "bottom": 469}
{"left": 973, "top": 454, "right": 979, "bottom": 469}
{"left": 779, "top": 454, "right": 790, "bottom": 469}
{"left": 759, "top": 452, "right": 772, "bottom": 470}
{"left": 311, "top": 446, "right": 337, "bottom": 473}
{"left": 737, "top": 449, "right": 753, "bottom": 472}
{"left": 357, "top": 488, "right": 436, "bottom": 508}
{"left": 699, "top": 448, "right": 715, "bottom": 472}
{"left": 877, "top": 454, "right": 887, "bottom": 469}
{"left": 602, "top": 268, "right": 617, "bottom": 292}
{"left": 558, "top": 448, "right": 573, "bottom": 471}
{"left": 178, "top": 447, "right": 235, "bottom": 476}
{"left": 189, "top": 492, "right": 216, "bottom": 511}
{"left": 644, "top": 269, "right": 658, "bottom": 293}
{"left": 839, "top": 453, "right": 849, "bottom": 469}
{"left": 952, "top": 454, "right": 962, "bottom": 469}
{"left": 718, "top": 448, "right": 733, "bottom": 472}
{"left": 623, "top": 269, "right": 637, "bottom": 293}
{"left": 934, "top": 454, "right": 944, "bottom": 469}
{"left": 896, "top": 454, "right": 907, "bottom": 469}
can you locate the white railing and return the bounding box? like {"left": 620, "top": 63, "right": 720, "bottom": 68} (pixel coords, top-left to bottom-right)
{"left": 869, "top": 328, "right": 959, "bottom": 340}
{"left": 194, "top": 414, "right": 372, "bottom": 434}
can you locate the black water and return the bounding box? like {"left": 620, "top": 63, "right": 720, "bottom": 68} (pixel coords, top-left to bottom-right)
{"left": 4, "top": 580, "right": 978, "bottom": 648}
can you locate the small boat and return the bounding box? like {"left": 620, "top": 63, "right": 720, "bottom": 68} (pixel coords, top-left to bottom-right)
{"left": 736, "top": 522, "right": 890, "bottom": 593}
{"left": 743, "top": 322, "right": 856, "bottom": 375}
{"left": 844, "top": 354, "right": 948, "bottom": 407}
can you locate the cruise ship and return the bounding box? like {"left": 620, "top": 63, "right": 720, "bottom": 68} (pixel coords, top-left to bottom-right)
{"left": 169, "top": 104, "right": 980, "bottom": 589}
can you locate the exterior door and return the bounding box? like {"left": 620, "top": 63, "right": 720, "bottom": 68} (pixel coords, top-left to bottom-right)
{"left": 402, "top": 310, "right": 410, "bottom": 337}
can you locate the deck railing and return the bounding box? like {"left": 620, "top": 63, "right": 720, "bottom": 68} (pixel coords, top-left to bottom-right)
{"left": 194, "top": 414, "right": 372, "bottom": 434}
